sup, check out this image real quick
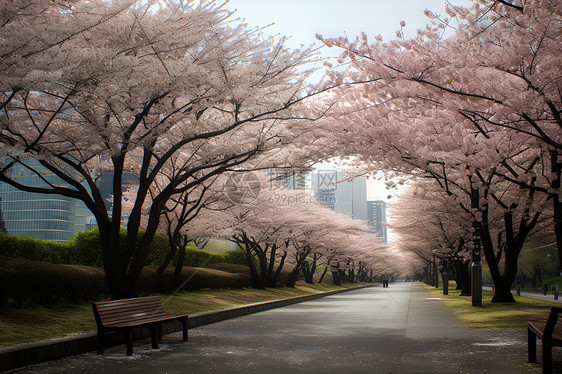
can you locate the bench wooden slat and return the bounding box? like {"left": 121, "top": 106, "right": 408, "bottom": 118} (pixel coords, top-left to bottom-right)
{"left": 92, "top": 296, "right": 188, "bottom": 356}
{"left": 103, "top": 315, "right": 188, "bottom": 328}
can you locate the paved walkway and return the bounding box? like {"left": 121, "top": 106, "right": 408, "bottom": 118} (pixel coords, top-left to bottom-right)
{"left": 7, "top": 283, "right": 542, "bottom": 373}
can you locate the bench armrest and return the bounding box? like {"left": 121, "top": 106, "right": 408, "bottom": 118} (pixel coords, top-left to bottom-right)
{"left": 544, "top": 307, "right": 562, "bottom": 338}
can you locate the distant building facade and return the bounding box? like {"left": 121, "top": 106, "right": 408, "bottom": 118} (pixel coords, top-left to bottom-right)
{"left": 0, "top": 161, "right": 93, "bottom": 241}
{"left": 312, "top": 170, "right": 368, "bottom": 221}
{"left": 333, "top": 174, "right": 368, "bottom": 221}
{"left": 368, "top": 200, "right": 388, "bottom": 243}
{"left": 266, "top": 169, "right": 389, "bottom": 241}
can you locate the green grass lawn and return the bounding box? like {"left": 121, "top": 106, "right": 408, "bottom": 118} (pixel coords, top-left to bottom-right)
{"left": 0, "top": 282, "right": 365, "bottom": 348}
{"left": 425, "top": 282, "right": 558, "bottom": 328}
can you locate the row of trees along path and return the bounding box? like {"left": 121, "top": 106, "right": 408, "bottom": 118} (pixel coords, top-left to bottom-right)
{"left": 314, "top": 0, "right": 561, "bottom": 302}
{"left": 0, "top": 0, "right": 398, "bottom": 299}
{"left": 1, "top": 0, "right": 559, "bottom": 302}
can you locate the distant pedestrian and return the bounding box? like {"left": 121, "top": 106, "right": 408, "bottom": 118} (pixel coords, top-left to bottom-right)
{"left": 544, "top": 283, "right": 548, "bottom": 295}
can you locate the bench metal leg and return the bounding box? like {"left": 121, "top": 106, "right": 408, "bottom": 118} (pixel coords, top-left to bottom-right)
{"left": 97, "top": 330, "right": 104, "bottom": 355}
{"left": 149, "top": 325, "right": 159, "bottom": 349}
{"left": 542, "top": 341, "right": 552, "bottom": 374}
{"left": 157, "top": 322, "right": 163, "bottom": 340}
{"left": 528, "top": 328, "right": 537, "bottom": 363}
{"left": 125, "top": 328, "right": 133, "bottom": 356}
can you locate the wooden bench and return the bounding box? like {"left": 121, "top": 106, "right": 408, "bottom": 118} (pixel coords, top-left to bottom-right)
{"left": 528, "top": 306, "right": 562, "bottom": 374}
{"left": 92, "top": 296, "right": 188, "bottom": 355}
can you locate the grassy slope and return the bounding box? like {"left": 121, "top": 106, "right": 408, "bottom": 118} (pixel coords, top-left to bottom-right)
{"left": 0, "top": 282, "right": 363, "bottom": 348}
{"left": 425, "top": 282, "right": 558, "bottom": 328}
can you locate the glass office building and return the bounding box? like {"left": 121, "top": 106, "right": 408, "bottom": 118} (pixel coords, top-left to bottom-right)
{"left": 367, "top": 200, "right": 388, "bottom": 243}
{"left": 0, "top": 161, "right": 93, "bottom": 241}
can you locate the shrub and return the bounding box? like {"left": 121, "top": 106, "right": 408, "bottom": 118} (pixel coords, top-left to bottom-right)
{"left": 145, "top": 233, "right": 171, "bottom": 266}
{"left": 1, "top": 227, "right": 248, "bottom": 268}
{"left": 2, "top": 228, "right": 173, "bottom": 267}
{"left": 0, "top": 257, "right": 252, "bottom": 307}
{"left": 66, "top": 228, "right": 104, "bottom": 267}
{"left": 182, "top": 246, "right": 225, "bottom": 267}
{"left": 137, "top": 266, "right": 251, "bottom": 294}
{"left": 222, "top": 249, "right": 247, "bottom": 266}
{"left": 0, "top": 232, "right": 73, "bottom": 264}
{"left": 0, "top": 257, "right": 108, "bottom": 306}
{"left": 179, "top": 247, "right": 247, "bottom": 267}
{"left": 206, "top": 263, "right": 251, "bottom": 275}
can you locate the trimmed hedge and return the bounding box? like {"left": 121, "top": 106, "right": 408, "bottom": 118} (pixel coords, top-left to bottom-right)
{"left": 207, "top": 263, "right": 293, "bottom": 287}
{"left": 0, "top": 230, "right": 247, "bottom": 268}
{"left": 0, "top": 257, "right": 108, "bottom": 305}
{"left": 207, "top": 263, "right": 253, "bottom": 275}
{"left": 181, "top": 246, "right": 247, "bottom": 267}
{"left": 138, "top": 266, "right": 251, "bottom": 294}
{"left": 0, "top": 257, "right": 252, "bottom": 306}
{"left": 0, "top": 232, "right": 74, "bottom": 265}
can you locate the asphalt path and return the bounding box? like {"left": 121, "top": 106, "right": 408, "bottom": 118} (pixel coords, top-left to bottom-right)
{"left": 7, "top": 282, "right": 542, "bottom": 374}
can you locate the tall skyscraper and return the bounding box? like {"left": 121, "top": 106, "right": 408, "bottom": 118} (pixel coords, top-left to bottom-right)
{"left": 313, "top": 170, "right": 337, "bottom": 210}
{"left": 334, "top": 174, "right": 368, "bottom": 221}
{"left": 312, "top": 170, "right": 368, "bottom": 221}
{"left": 368, "top": 200, "right": 388, "bottom": 243}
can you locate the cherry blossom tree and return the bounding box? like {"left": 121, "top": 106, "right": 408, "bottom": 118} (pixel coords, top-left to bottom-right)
{"left": 0, "top": 0, "right": 332, "bottom": 298}
{"left": 184, "top": 171, "right": 387, "bottom": 288}
{"left": 388, "top": 180, "right": 475, "bottom": 294}
{"left": 314, "top": 0, "right": 559, "bottom": 301}
{"left": 154, "top": 179, "right": 221, "bottom": 282}
{"left": 284, "top": 199, "right": 382, "bottom": 286}
{"left": 225, "top": 185, "right": 337, "bottom": 288}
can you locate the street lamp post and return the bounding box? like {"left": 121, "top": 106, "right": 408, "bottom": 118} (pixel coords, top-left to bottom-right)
{"left": 471, "top": 185, "right": 482, "bottom": 307}
{"left": 471, "top": 234, "right": 482, "bottom": 307}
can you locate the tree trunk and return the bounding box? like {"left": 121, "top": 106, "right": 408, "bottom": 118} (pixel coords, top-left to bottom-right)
{"left": 236, "top": 236, "right": 263, "bottom": 289}
{"left": 100, "top": 226, "right": 137, "bottom": 299}
{"left": 173, "top": 242, "right": 187, "bottom": 285}
{"left": 491, "top": 278, "right": 516, "bottom": 302}
{"left": 245, "top": 250, "right": 261, "bottom": 288}
{"left": 266, "top": 245, "right": 278, "bottom": 287}
{"left": 481, "top": 209, "right": 539, "bottom": 303}
{"left": 302, "top": 262, "right": 313, "bottom": 284}
{"left": 442, "top": 270, "right": 449, "bottom": 295}
{"left": 269, "top": 251, "right": 287, "bottom": 288}
{"left": 286, "top": 266, "right": 300, "bottom": 288}
{"left": 158, "top": 234, "right": 176, "bottom": 276}
{"left": 301, "top": 258, "right": 317, "bottom": 284}
{"left": 331, "top": 267, "right": 341, "bottom": 286}
{"left": 433, "top": 259, "right": 439, "bottom": 289}
{"left": 257, "top": 250, "right": 267, "bottom": 289}
{"left": 455, "top": 260, "right": 471, "bottom": 296}
{"left": 451, "top": 262, "right": 461, "bottom": 290}
{"left": 338, "top": 269, "right": 346, "bottom": 283}
{"left": 106, "top": 259, "right": 136, "bottom": 299}
{"left": 348, "top": 269, "right": 356, "bottom": 283}
{"left": 319, "top": 266, "right": 329, "bottom": 284}
{"left": 549, "top": 149, "right": 562, "bottom": 270}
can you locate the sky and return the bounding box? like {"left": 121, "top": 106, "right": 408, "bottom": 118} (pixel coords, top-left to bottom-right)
{"left": 224, "top": 0, "right": 469, "bottom": 49}
{"left": 222, "top": 0, "right": 471, "bottom": 201}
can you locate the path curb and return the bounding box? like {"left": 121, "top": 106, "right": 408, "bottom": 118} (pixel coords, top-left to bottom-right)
{"left": 0, "top": 285, "right": 373, "bottom": 372}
